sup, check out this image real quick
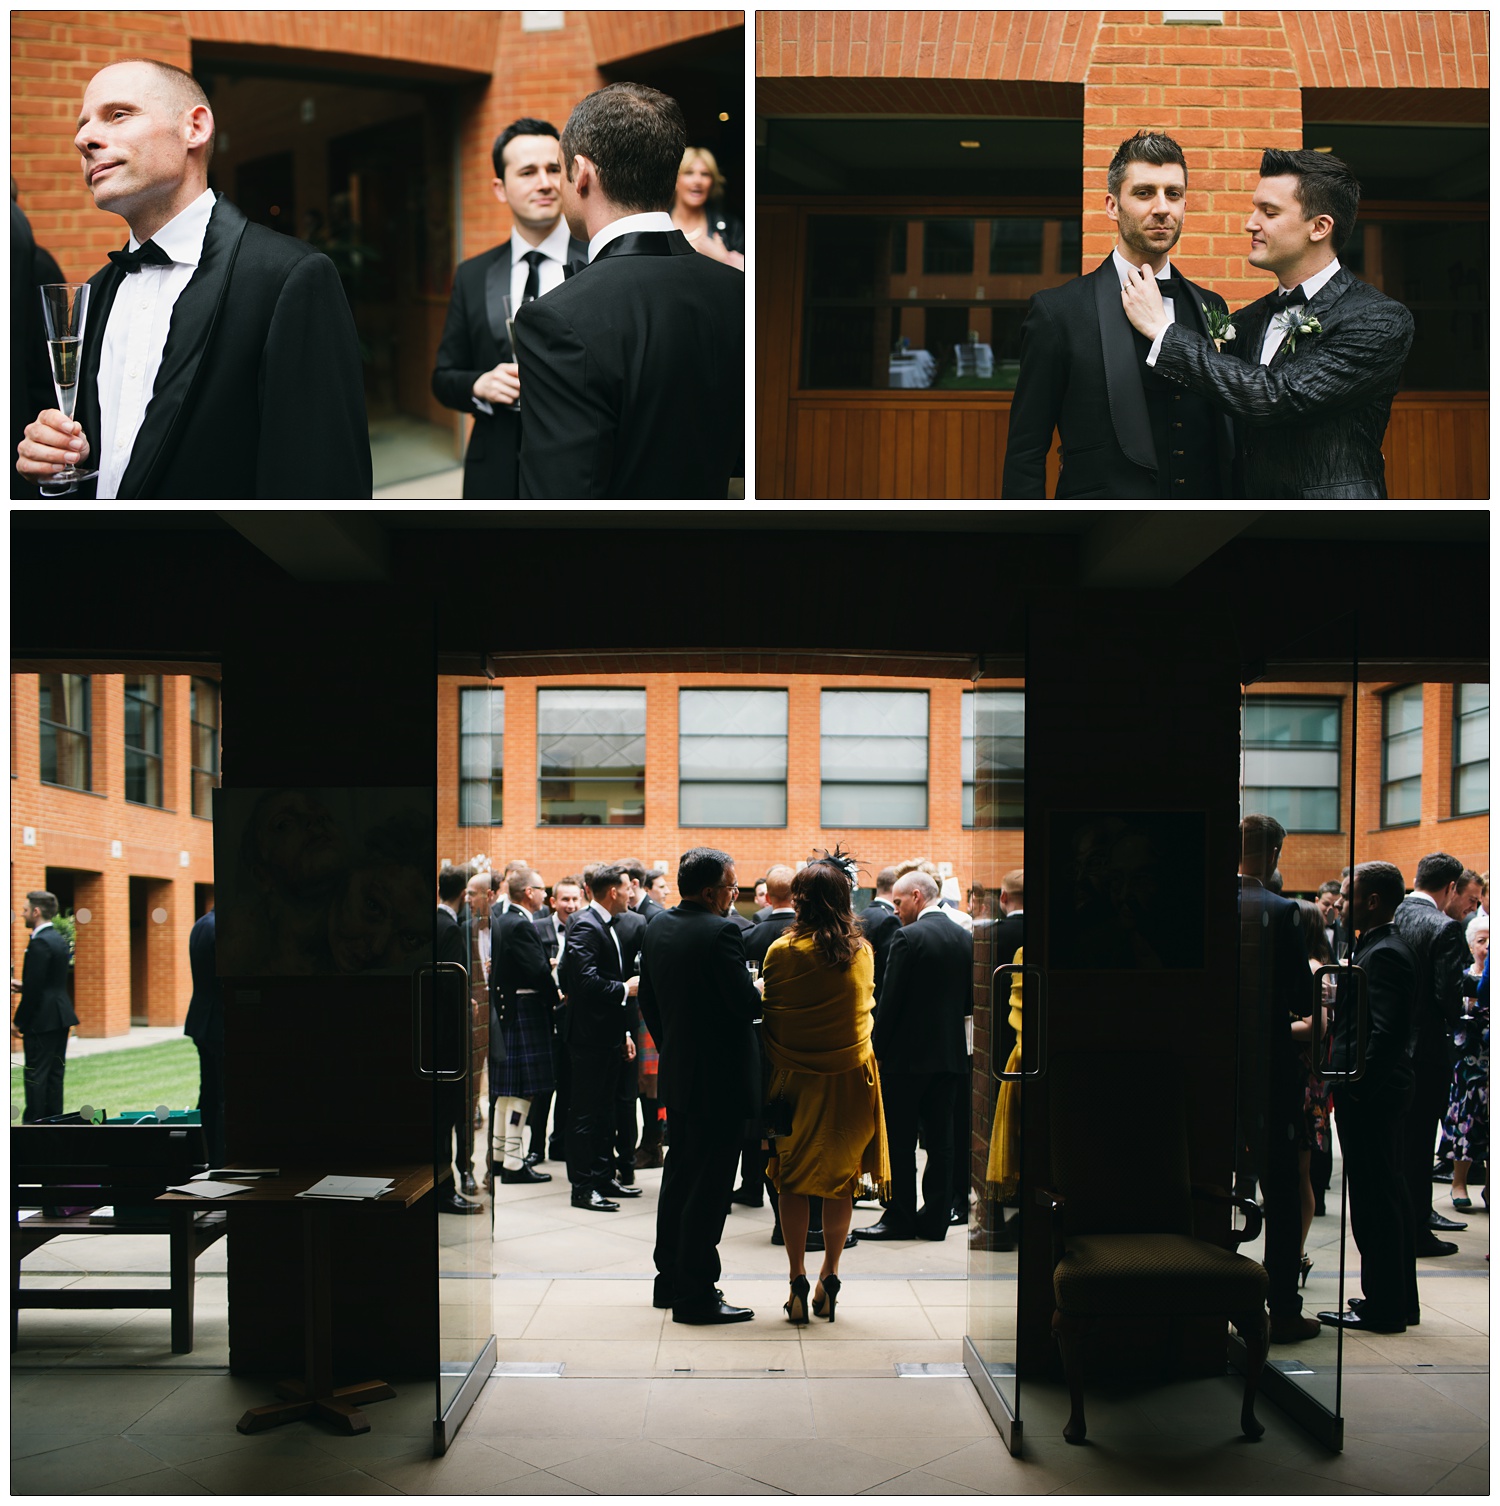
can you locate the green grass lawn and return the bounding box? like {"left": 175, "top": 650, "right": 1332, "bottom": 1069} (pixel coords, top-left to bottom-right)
{"left": 11, "top": 1039, "right": 201, "bottom": 1120}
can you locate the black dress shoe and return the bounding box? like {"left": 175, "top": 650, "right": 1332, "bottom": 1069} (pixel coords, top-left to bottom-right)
{"left": 770, "top": 1227, "right": 785, "bottom": 1246}
{"left": 1430, "top": 1211, "right": 1468, "bottom": 1232}
{"left": 439, "top": 1191, "right": 484, "bottom": 1215}
{"left": 854, "top": 1220, "right": 914, "bottom": 1241}
{"left": 459, "top": 1171, "right": 478, "bottom": 1196}
{"left": 599, "top": 1178, "right": 643, "bottom": 1199}
{"left": 673, "top": 1291, "right": 754, "bottom": 1325}
{"left": 524, "top": 1149, "right": 544, "bottom": 1166}
{"left": 1433, "top": 1162, "right": 1454, "bottom": 1183}
{"left": 1350, "top": 1297, "right": 1420, "bottom": 1326}
{"left": 1415, "top": 1236, "right": 1460, "bottom": 1257}
{"left": 917, "top": 1226, "right": 949, "bottom": 1243}
{"left": 498, "top": 1164, "right": 552, "bottom": 1184}
{"left": 1317, "top": 1308, "right": 1406, "bottom": 1333}
{"left": 804, "top": 1231, "right": 857, "bottom": 1251}
{"left": 729, "top": 1186, "right": 764, "bottom": 1207}
{"left": 652, "top": 1280, "right": 673, "bottom": 1310}
{"left": 571, "top": 1189, "right": 620, "bottom": 1212}
{"left": 948, "top": 1208, "right": 967, "bottom": 1226}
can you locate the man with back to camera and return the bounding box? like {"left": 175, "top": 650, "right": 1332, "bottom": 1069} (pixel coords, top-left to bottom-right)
{"left": 512, "top": 82, "right": 745, "bottom": 500}
{"left": 1001, "top": 130, "right": 1233, "bottom": 500}
{"left": 431, "top": 117, "right": 588, "bottom": 499}
{"left": 183, "top": 902, "right": 224, "bottom": 1168}
{"left": 857, "top": 867, "right": 901, "bottom": 1001}
{"left": 16, "top": 58, "right": 369, "bottom": 498}
{"left": 1123, "top": 148, "right": 1414, "bottom": 498}
{"left": 11, "top": 891, "right": 77, "bottom": 1123}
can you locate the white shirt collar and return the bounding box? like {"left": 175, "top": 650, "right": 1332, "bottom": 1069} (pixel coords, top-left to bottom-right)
{"left": 511, "top": 216, "right": 573, "bottom": 265}
{"left": 1276, "top": 257, "right": 1340, "bottom": 308}
{"left": 31, "top": 920, "right": 53, "bottom": 936}
{"left": 438, "top": 902, "right": 459, "bottom": 921}
{"left": 589, "top": 899, "right": 615, "bottom": 924}
{"left": 588, "top": 210, "right": 674, "bottom": 263}
{"left": 1113, "top": 248, "right": 1173, "bottom": 288}
{"left": 918, "top": 899, "right": 944, "bottom": 918}
{"left": 770, "top": 906, "right": 796, "bottom": 916}
{"left": 131, "top": 188, "right": 216, "bottom": 264}
{"left": 1408, "top": 890, "right": 1438, "bottom": 909}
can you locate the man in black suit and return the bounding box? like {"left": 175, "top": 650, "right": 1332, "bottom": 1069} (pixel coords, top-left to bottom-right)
{"left": 856, "top": 868, "right": 901, "bottom": 1000}
{"left": 183, "top": 905, "right": 224, "bottom": 1167}
{"left": 1002, "top": 130, "right": 1233, "bottom": 500}
{"left": 1319, "top": 863, "right": 1421, "bottom": 1333}
{"left": 639, "top": 847, "right": 762, "bottom": 1324}
{"left": 17, "top": 59, "right": 369, "bottom": 498}
{"left": 1393, "top": 853, "right": 1476, "bottom": 1256}
{"left": 432, "top": 117, "right": 588, "bottom": 499}
{"left": 1124, "top": 148, "right": 1414, "bottom": 499}
{"left": 528, "top": 874, "right": 582, "bottom": 1162}
{"left": 11, "top": 891, "right": 76, "bottom": 1122}
{"left": 609, "top": 873, "right": 649, "bottom": 1186}
{"left": 860, "top": 871, "right": 973, "bottom": 1242}
{"left": 435, "top": 866, "right": 483, "bottom": 1215}
{"left": 634, "top": 866, "right": 669, "bottom": 921}
{"left": 557, "top": 862, "right": 642, "bottom": 1212}
{"left": 513, "top": 82, "right": 744, "bottom": 500}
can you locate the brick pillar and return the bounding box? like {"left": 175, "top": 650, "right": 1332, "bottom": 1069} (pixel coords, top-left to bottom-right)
{"left": 786, "top": 679, "right": 821, "bottom": 830}
{"left": 72, "top": 869, "right": 128, "bottom": 1038}
{"left": 144, "top": 877, "right": 185, "bottom": 1026}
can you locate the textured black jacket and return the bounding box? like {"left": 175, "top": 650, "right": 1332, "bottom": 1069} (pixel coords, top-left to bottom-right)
{"left": 1001, "top": 255, "right": 1234, "bottom": 499}
{"left": 1393, "top": 894, "right": 1469, "bottom": 1054}
{"left": 1336, "top": 922, "right": 1418, "bottom": 1102}
{"left": 1152, "top": 266, "right": 1413, "bottom": 499}
{"left": 14, "top": 924, "right": 75, "bottom": 1035}
{"left": 872, "top": 909, "right": 973, "bottom": 1075}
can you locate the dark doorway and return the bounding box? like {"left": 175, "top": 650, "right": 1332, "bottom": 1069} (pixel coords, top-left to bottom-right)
{"left": 235, "top": 150, "right": 295, "bottom": 235}
{"left": 128, "top": 876, "right": 149, "bottom": 1026}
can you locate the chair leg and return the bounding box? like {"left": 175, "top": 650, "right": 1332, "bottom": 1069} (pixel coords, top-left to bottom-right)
{"left": 1230, "top": 1309, "right": 1268, "bottom": 1441}
{"left": 1052, "top": 1309, "right": 1088, "bottom": 1445}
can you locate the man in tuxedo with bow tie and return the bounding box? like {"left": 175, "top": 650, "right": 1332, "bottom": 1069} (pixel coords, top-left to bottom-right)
{"left": 432, "top": 118, "right": 588, "bottom": 499}
{"left": 513, "top": 82, "right": 744, "bottom": 500}
{"left": 17, "top": 58, "right": 369, "bottom": 499}
{"left": 1124, "top": 149, "right": 1414, "bottom": 499}
{"left": 1001, "top": 130, "right": 1233, "bottom": 500}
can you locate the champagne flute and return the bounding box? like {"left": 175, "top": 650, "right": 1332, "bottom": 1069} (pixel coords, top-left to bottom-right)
{"left": 501, "top": 293, "right": 521, "bottom": 412}
{"left": 38, "top": 284, "right": 98, "bottom": 496}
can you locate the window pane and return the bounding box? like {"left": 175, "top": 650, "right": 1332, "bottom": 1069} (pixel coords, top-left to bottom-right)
{"left": 41, "top": 726, "right": 89, "bottom": 790}
{"left": 681, "top": 782, "right": 788, "bottom": 827}
{"left": 1243, "top": 787, "right": 1340, "bottom": 832}
{"left": 1383, "top": 775, "right": 1422, "bottom": 826}
{"left": 679, "top": 689, "right": 787, "bottom": 735}
{"left": 540, "top": 777, "right": 645, "bottom": 826}
{"left": 1242, "top": 748, "right": 1341, "bottom": 787}
{"left": 125, "top": 748, "right": 162, "bottom": 807}
{"left": 1455, "top": 760, "right": 1489, "bottom": 816}
{"left": 1244, "top": 699, "right": 1340, "bottom": 745}
{"left": 459, "top": 688, "right": 503, "bottom": 826}
{"left": 1385, "top": 685, "right": 1424, "bottom": 735}
{"left": 1385, "top": 727, "right": 1423, "bottom": 782}
{"left": 1457, "top": 683, "right": 1489, "bottom": 717}
{"left": 821, "top": 734, "right": 929, "bottom": 782}
{"left": 539, "top": 733, "right": 647, "bottom": 776}
{"left": 923, "top": 218, "right": 975, "bottom": 275}
{"left": 821, "top": 782, "right": 927, "bottom": 827}
{"left": 38, "top": 673, "right": 89, "bottom": 734}
{"left": 822, "top": 690, "right": 927, "bottom": 737}
{"left": 192, "top": 770, "right": 216, "bottom": 821}
{"left": 39, "top": 673, "right": 90, "bottom": 791}
{"left": 972, "top": 779, "right": 1025, "bottom": 829}
{"left": 538, "top": 688, "right": 645, "bottom": 736}
{"left": 679, "top": 735, "right": 788, "bottom": 780}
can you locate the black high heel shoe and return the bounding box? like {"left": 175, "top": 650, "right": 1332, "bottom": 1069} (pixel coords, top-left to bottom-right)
{"left": 812, "top": 1272, "right": 841, "bottom": 1322}
{"left": 784, "top": 1274, "right": 810, "bottom": 1325}
{"left": 1299, "top": 1254, "right": 1314, "bottom": 1288}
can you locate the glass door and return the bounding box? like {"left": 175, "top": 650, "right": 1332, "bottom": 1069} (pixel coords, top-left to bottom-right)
{"left": 963, "top": 679, "right": 1028, "bottom": 1453}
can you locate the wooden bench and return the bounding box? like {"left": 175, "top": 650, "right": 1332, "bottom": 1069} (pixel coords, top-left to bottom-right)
{"left": 12, "top": 1122, "right": 228, "bottom": 1354}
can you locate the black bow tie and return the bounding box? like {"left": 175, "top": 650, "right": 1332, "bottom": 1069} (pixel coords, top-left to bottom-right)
{"left": 1268, "top": 285, "right": 1308, "bottom": 315}
{"left": 1154, "top": 275, "right": 1185, "bottom": 303}
{"left": 108, "top": 240, "right": 173, "bottom": 274}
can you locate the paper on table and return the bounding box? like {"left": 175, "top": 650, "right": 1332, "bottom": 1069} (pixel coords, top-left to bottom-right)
{"left": 167, "top": 1180, "right": 254, "bottom": 1198}
{"left": 296, "top": 1175, "right": 395, "bottom": 1201}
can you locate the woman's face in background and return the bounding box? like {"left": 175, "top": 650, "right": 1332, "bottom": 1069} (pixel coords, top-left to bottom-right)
{"left": 677, "top": 158, "right": 713, "bottom": 209}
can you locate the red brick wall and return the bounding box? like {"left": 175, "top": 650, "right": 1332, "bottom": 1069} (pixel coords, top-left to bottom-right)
{"left": 589, "top": 11, "right": 742, "bottom": 67}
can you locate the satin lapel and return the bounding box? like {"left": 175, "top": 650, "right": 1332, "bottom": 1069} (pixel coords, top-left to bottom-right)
{"left": 118, "top": 195, "right": 246, "bottom": 499}
{"left": 1176, "top": 278, "right": 1213, "bottom": 339}
{"left": 565, "top": 236, "right": 588, "bottom": 279}
{"left": 484, "top": 242, "right": 514, "bottom": 351}
{"left": 1092, "top": 259, "right": 1155, "bottom": 473}
{"left": 77, "top": 261, "right": 125, "bottom": 461}
{"left": 590, "top": 229, "right": 695, "bottom": 262}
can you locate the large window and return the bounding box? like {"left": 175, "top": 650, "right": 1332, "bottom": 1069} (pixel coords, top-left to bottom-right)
{"left": 39, "top": 673, "right": 90, "bottom": 791}
{"left": 459, "top": 687, "right": 504, "bottom": 826}
{"left": 679, "top": 689, "right": 788, "bottom": 827}
{"left": 963, "top": 690, "right": 1025, "bottom": 829}
{"left": 538, "top": 688, "right": 645, "bottom": 826}
{"left": 123, "top": 674, "right": 163, "bottom": 807}
{"left": 820, "top": 690, "right": 928, "bottom": 828}
{"left": 190, "top": 677, "right": 220, "bottom": 819}
{"left": 1453, "top": 683, "right": 1489, "bottom": 817}
{"left": 1242, "top": 697, "right": 1341, "bottom": 833}
{"left": 1382, "top": 684, "right": 1424, "bottom": 827}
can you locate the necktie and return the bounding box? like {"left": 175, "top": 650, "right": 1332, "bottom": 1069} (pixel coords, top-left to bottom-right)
{"left": 1268, "top": 285, "right": 1307, "bottom": 315}
{"left": 521, "top": 249, "right": 545, "bottom": 303}
{"left": 108, "top": 240, "right": 173, "bottom": 274}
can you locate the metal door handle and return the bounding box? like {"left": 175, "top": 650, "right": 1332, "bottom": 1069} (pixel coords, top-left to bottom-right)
{"left": 1313, "top": 963, "right": 1368, "bottom": 1082}
{"left": 413, "top": 963, "right": 470, "bottom": 1082}
{"left": 992, "top": 963, "right": 1047, "bottom": 1081}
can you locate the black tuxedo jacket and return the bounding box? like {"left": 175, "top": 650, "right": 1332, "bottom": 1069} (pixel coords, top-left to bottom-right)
{"left": 638, "top": 902, "right": 761, "bottom": 1123}
{"left": 614, "top": 908, "right": 647, "bottom": 1044}
{"left": 1337, "top": 922, "right": 1418, "bottom": 1102}
{"left": 183, "top": 909, "right": 222, "bottom": 1051}
{"left": 1002, "top": 255, "right": 1233, "bottom": 499}
{"left": 534, "top": 908, "right": 565, "bottom": 963}
{"left": 75, "top": 195, "right": 370, "bottom": 499}
{"left": 490, "top": 906, "right": 560, "bottom": 1015}
{"left": 1393, "top": 895, "right": 1469, "bottom": 1051}
{"left": 856, "top": 899, "right": 901, "bottom": 999}
{"left": 742, "top": 911, "right": 796, "bottom": 969}
{"left": 634, "top": 895, "right": 665, "bottom": 922}
{"left": 14, "top": 925, "right": 75, "bottom": 1035}
{"left": 727, "top": 910, "right": 752, "bottom": 933}
{"left": 434, "top": 907, "right": 467, "bottom": 969}
{"left": 872, "top": 910, "right": 973, "bottom": 1075}
{"left": 557, "top": 906, "right": 629, "bottom": 1051}
{"left": 1238, "top": 879, "right": 1315, "bottom": 1126}
{"left": 430, "top": 234, "right": 587, "bottom": 499}
{"left": 513, "top": 229, "right": 744, "bottom": 499}
{"left": 990, "top": 911, "right": 1025, "bottom": 972}
{"left": 1152, "top": 267, "right": 1413, "bottom": 498}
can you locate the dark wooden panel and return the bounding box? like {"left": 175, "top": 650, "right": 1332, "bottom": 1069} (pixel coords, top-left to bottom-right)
{"left": 755, "top": 205, "right": 799, "bottom": 500}
{"left": 1385, "top": 395, "right": 1488, "bottom": 500}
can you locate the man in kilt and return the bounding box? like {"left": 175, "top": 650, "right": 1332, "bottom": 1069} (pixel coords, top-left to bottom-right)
{"left": 490, "top": 868, "right": 559, "bottom": 1186}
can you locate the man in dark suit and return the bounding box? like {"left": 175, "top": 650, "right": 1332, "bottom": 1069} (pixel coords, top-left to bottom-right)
{"left": 1319, "top": 863, "right": 1421, "bottom": 1333}
{"left": 528, "top": 874, "right": 582, "bottom": 1162}
{"left": 432, "top": 117, "right": 588, "bottom": 499}
{"left": 435, "top": 865, "right": 483, "bottom": 1215}
{"left": 513, "top": 82, "right": 744, "bottom": 500}
{"left": 17, "top": 59, "right": 369, "bottom": 498}
{"left": 11, "top": 890, "right": 76, "bottom": 1122}
{"left": 1001, "top": 130, "right": 1233, "bottom": 500}
{"left": 557, "top": 863, "right": 642, "bottom": 1211}
{"left": 1393, "top": 853, "right": 1475, "bottom": 1256}
{"left": 856, "top": 868, "right": 901, "bottom": 1000}
{"left": 1125, "top": 148, "right": 1414, "bottom": 499}
{"left": 633, "top": 865, "right": 669, "bottom": 922}
{"left": 860, "top": 871, "right": 973, "bottom": 1242}
{"left": 610, "top": 878, "right": 648, "bottom": 1185}
{"left": 639, "top": 847, "right": 762, "bottom": 1323}
{"left": 183, "top": 905, "right": 224, "bottom": 1167}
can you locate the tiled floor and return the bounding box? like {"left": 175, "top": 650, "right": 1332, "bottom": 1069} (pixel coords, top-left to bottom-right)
{"left": 12, "top": 1147, "right": 1490, "bottom": 1495}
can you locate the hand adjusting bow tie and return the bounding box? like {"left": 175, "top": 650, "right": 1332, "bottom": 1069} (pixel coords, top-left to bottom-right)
{"left": 1153, "top": 275, "right": 1186, "bottom": 303}
{"left": 108, "top": 239, "right": 173, "bottom": 273}
{"left": 1267, "top": 285, "right": 1308, "bottom": 315}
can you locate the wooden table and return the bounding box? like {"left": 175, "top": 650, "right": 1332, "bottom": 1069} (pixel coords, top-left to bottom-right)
{"left": 159, "top": 1165, "right": 433, "bottom": 1435}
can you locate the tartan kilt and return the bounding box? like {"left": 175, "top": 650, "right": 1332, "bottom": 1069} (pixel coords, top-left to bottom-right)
{"left": 492, "top": 994, "right": 556, "bottom": 1098}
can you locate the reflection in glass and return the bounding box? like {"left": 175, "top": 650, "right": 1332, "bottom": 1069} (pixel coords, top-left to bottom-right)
{"left": 124, "top": 674, "right": 163, "bottom": 807}
{"left": 38, "top": 672, "right": 91, "bottom": 791}
{"left": 1381, "top": 685, "right": 1424, "bottom": 826}
{"left": 190, "top": 676, "right": 220, "bottom": 819}
{"left": 459, "top": 687, "right": 505, "bottom": 826}
{"left": 1453, "top": 684, "right": 1488, "bottom": 816}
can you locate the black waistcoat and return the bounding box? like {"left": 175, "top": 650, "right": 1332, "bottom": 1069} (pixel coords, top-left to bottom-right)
{"left": 1130, "top": 324, "right": 1224, "bottom": 499}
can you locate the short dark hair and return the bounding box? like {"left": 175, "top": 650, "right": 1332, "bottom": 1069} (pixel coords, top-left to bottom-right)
{"left": 1259, "top": 147, "right": 1361, "bottom": 255}
{"left": 874, "top": 867, "right": 897, "bottom": 895}
{"left": 678, "top": 846, "right": 732, "bottom": 896}
{"left": 1107, "top": 130, "right": 1187, "bottom": 199}
{"left": 438, "top": 863, "right": 471, "bottom": 903}
{"left": 587, "top": 862, "right": 629, "bottom": 898}
{"left": 26, "top": 890, "right": 58, "bottom": 920}
{"left": 1240, "top": 813, "right": 1286, "bottom": 862}
{"left": 508, "top": 868, "right": 543, "bottom": 903}
{"left": 559, "top": 82, "right": 685, "bottom": 214}
{"left": 1414, "top": 852, "right": 1465, "bottom": 892}
{"left": 1317, "top": 880, "right": 1343, "bottom": 899}
{"left": 1354, "top": 860, "right": 1406, "bottom": 915}
{"left": 618, "top": 859, "right": 648, "bottom": 884}
{"left": 1460, "top": 867, "right": 1483, "bottom": 892}
{"left": 492, "top": 117, "right": 559, "bottom": 180}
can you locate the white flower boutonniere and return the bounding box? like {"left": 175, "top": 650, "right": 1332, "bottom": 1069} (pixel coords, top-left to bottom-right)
{"left": 1283, "top": 311, "right": 1322, "bottom": 356}
{"left": 1203, "top": 305, "right": 1237, "bottom": 352}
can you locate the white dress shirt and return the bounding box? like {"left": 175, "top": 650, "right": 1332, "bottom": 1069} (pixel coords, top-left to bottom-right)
{"left": 588, "top": 210, "right": 675, "bottom": 264}
{"left": 95, "top": 189, "right": 216, "bottom": 500}
{"left": 1259, "top": 257, "right": 1340, "bottom": 365}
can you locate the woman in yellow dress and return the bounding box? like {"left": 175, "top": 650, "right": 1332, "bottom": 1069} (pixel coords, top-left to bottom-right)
{"left": 761, "top": 851, "right": 890, "bottom": 1324}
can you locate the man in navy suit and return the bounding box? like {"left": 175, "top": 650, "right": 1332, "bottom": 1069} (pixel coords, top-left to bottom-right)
{"left": 183, "top": 905, "right": 224, "bottom": 1166}
{"left": 11, "top": 890, "right": 76, "bottom": 1122}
